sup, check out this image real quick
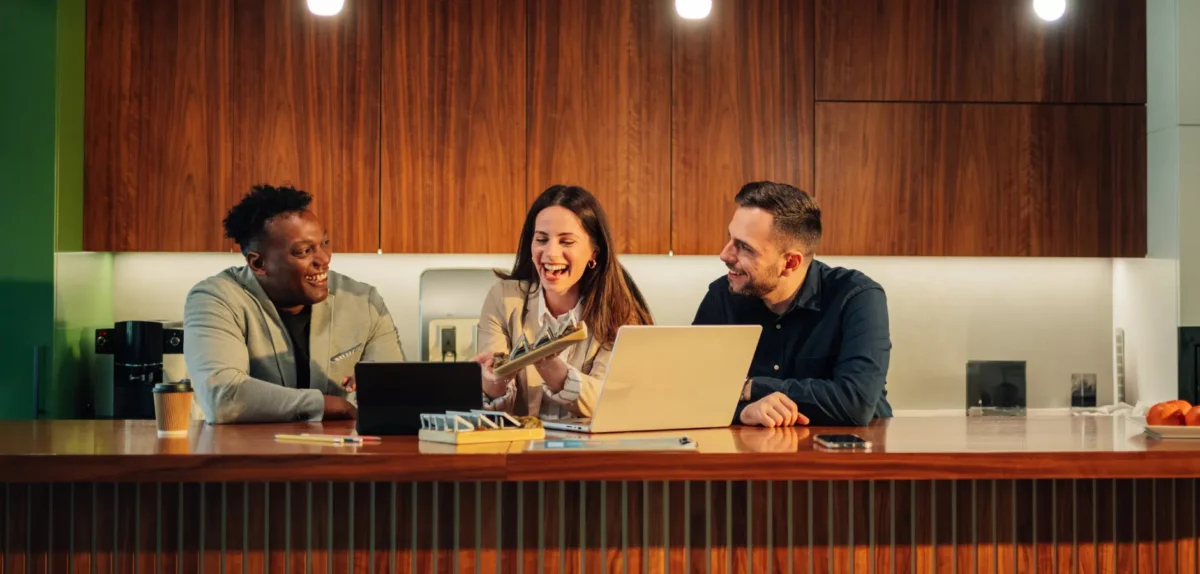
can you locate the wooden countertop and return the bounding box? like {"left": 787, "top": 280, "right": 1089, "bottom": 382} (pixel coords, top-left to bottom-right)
{"left": 1, "top": 415, "right": 1196, "bottom": 482}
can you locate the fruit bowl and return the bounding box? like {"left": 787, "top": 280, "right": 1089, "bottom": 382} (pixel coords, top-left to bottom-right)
{"left": 1128, "top": 415, "right": 1200, "bottom": 439}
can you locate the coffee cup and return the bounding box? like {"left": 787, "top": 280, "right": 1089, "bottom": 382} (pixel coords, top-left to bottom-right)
{"left": 153, "top": 379, "right": 194, "bottom": 437}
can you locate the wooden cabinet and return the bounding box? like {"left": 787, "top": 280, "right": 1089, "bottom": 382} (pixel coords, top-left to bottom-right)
{"left": 816, "top": 103, "right": 1146, "bottom": 257}
{"left": 815, "top": 0, "right": 1146, "bottom": 103}
{"left": 527, "top": 0, "right": 672, "bottom": 255}
{"left": 379, "top": 0, "right": 527, "bottom": 254}
{"left": 85, "top": 0, "right": 235, "bottom": 252}
{"left": 232, "top": 0, "right": 381, "bottom": 253}
{"left": 670, "top": 0, "right": 814, "bottom": 256}
{"left": 83, "top": 0, "right": 1148, "bottom": 258}
{"left": 85, "top": 0, "right": 380, "bottom": 253}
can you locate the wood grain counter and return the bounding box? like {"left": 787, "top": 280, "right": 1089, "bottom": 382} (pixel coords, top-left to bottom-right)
{"left": 3, "top": 416, "right": 1195, "bottom": 572}
{"left": 0, "top": 415, "right": 1192, "bottom": 482}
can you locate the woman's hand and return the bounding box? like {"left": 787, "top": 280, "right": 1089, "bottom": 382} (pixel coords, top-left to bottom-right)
{"left": 473, "top": 351, "right": 512, "bottom": 398}
{"left": 532, "top": 355, "right": 570, "bottom": 392}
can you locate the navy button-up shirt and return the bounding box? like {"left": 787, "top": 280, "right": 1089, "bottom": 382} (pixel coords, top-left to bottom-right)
{"left": 692, "top": 259, "right": 893, "bottom": 426}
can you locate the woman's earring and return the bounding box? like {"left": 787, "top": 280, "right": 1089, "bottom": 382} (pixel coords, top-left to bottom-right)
{"left": 587, "top": 260, "right": 597, "bottom": 269}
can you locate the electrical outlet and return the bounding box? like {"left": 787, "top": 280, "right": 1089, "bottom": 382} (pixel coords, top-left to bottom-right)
{"left": 427, "top": 318, "right": 480, "bottom": 362}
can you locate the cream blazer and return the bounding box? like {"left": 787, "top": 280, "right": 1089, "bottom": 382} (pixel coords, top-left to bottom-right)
{"left": 476, "top": 279, "right": 609, "bottom": 419}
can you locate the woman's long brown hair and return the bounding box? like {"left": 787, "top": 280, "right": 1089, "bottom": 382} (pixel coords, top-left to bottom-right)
{"left": 497, "top": 185, "right": 653, "bottom": 348}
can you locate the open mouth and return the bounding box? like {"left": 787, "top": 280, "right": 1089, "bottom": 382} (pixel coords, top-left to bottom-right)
{"left": 727, "top": 268, "right": 747, "bottom": 279}
{"left": 541, "top": 262, "right": 569, "bottom": 281}
{"left": 304, "top": 272, "right": 328, "bottom": 285}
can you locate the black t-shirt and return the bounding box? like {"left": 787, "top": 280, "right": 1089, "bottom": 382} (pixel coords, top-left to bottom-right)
{"left": 279, "top": 306, "right": 312, "bottom": 389}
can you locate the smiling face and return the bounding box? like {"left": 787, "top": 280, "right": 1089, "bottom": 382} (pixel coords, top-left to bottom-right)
{"left": 531, "top": 205, "right": 596, "bottom": 302}
{"left": 719, "top": 206, "right": 788, "bottom": 298}
{"left": 247, "top": 210, "right": 332, "bottom": 310}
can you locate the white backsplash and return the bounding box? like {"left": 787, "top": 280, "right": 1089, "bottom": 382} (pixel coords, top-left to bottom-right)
{"left": 108, "top": 252, "right": 1119, "bottom": 410}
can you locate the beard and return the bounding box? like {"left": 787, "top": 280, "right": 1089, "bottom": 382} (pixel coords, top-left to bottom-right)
{"left": 727, "top": 262, "right": 781, "bottom": 299}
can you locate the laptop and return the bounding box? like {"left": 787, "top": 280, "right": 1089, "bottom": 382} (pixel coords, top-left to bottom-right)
{"left": 354, "top": 362, "right": 481, "bottom": 435}
{"left": 541, "top": 325, "right": 762, "bottom": 433}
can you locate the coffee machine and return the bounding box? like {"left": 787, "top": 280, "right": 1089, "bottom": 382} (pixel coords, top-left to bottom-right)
{"left": 95, "top": 320, "right": 184, "bottom": 419}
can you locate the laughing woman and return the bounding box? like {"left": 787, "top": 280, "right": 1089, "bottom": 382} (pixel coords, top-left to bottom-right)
{"left": 473, "top": 185, "right": 653, "bottom": 419}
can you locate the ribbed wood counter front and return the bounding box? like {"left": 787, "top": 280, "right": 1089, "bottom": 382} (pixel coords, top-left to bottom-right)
{"left": 2, "top": 416, "right": 1197, "bottom": 572}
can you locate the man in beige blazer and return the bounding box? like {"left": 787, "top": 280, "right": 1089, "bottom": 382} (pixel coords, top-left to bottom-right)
{"left": 183, "top": 185, "right": 405, "bottom": 424}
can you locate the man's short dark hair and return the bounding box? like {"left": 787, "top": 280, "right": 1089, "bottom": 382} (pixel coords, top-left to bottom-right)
{"left": 222, "top": 184, "right": 312, "bottom": 255}
{"left": 734, "top": 181, "right": 822, "bottom": 254}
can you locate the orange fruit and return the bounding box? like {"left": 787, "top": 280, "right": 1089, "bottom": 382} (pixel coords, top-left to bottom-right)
{"left": 1148, "top": 401, "right": 1187, "bottom": 426}
{"left": 1185, "top": 406, "right": 1200, "bottom": 426}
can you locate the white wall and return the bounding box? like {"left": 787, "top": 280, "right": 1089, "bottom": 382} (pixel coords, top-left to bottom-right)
{"left": 111, "top": 253, "right": 1116, "bottom": 410}
{"left": 1113, "top": 258, "right": 1179, "bottom": 405}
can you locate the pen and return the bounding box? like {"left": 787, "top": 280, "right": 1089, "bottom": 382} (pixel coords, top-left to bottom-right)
{"left": 275, "top": 434, "right": 353, "bottom": 445}
{"left": 300, "top": 433, "right": 381, "bottom": 443}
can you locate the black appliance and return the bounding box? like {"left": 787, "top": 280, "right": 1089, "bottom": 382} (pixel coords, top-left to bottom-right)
{"left": 1180, "top": 327, "right": 1200, "bottom": 404}
{"left": 95, "top": 320, "right": 184, "bottom": 419}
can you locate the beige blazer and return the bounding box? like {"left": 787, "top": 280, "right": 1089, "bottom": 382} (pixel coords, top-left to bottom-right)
{"left": 476, "top": 280, "right": 609, "bottom": 419}
{"left": 183, "top": 266, "right": 405, "bottom": 424}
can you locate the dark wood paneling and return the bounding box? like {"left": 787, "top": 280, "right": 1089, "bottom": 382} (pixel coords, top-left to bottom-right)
{"left": 831, "top": 480, "right": 851, "bottom": 572}
{"left": 528, "top": 0, "right": 671, "bottom": 254}
{"left": 231, "top": 0, "right": 381, "bottom": 253}
{"left": 11, "top": 479, "right": 1200, "bottom": 572}
{"left": 815, "top": 0, "right": 1147, "bottom": 103}
{"left": 316, "top": 482, "right": 336, "bottom": 573}
{"left": 1179, "top": 479, "right": 1196, "bottom": 574}
{"left": 954, "top": 481, "right": 973, "bottom": 573}
{"left": 1034, "top": 480, "right": 1055, "bottom": 570}
{"left": 380, "top": 0, "right": 527, "bottom": 254}
{"left": 1137, "top": 479, "right": 1157, "bottom": 573}
{"left": 894, "top": 480, "right": 913, "bottom": 574}
{"left": 266, "top": 483, "right": 287, "bottom": 574}
{"left": 914, "top": 479, "right": 932, "bottom": 572}
{"left": 815, "top": 102, "right": 1146, "bottom": 257}
{"left": 976, "top": 481, "right": 994, "bottom": 574}
{"left": 1076, "top": 479, "right": 1096, "bottom": 574}
{"left": 245, "top": 483, "right": 266, "bottom": 574}
{"left": 996, "top": 481, "right": 1015, "bottom": 573}
{"left": 1055, "top": 479, "right": 1074, "bottom": 573}
{"left": 671, "top": 0, "right": 813, "bottom": 256}
{"left": 84, "top": 0, "right": 234, "bottom": 252}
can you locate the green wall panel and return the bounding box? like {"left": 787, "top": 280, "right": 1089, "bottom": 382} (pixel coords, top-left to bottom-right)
{"left": 0, "top": 0, "right": 58, "bottom": 419}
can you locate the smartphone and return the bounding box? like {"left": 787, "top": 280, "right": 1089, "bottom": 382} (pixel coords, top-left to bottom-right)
{"left": 814, "top": 434, "right": 871, "bottom": 450}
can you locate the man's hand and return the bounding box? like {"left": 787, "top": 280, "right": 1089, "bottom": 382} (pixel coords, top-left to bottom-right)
{"left": 341, "top": 376, "right": 356, "bottom": 392}
{"left": 737, "top": 426, "right": 810, "bottom": 453}
{"left": 323, "top": 395, "right": 358, "bottom": 420}
{"left": 739, "top": 392, "right": 808, "bottom": 427}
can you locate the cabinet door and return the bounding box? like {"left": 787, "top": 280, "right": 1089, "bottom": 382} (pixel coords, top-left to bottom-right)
{"left": 85, "top": 0, "right": 381, "bottom": 252}
{"left": 815, "top": 0, "right": 1146, "bottom": 103}
{"left": 380, "top": 0, "right": 528, "bottom": 254}
{"left": 815, "top": 102, "right": 1146, "bottom": 257}
{"left": 85, "top": 0, "right": 235, "bottom": 251}
{"left": 671, "top": 0, "right": 814, "bottom": 256}
{"left": 231, "top": 0, "right": 382, "bottom": 253}
{"left": 527, "top": 0, "right": 672, "bottom": 254}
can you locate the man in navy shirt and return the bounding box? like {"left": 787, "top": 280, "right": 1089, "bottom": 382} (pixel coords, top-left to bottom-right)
{"left": 692, "top": 182, "right": 893, "bottom": 427}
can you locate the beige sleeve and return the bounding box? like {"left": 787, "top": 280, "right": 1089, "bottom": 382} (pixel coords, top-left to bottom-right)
{"left": 477, "top": 282, "right": 516, "bottom": 413}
